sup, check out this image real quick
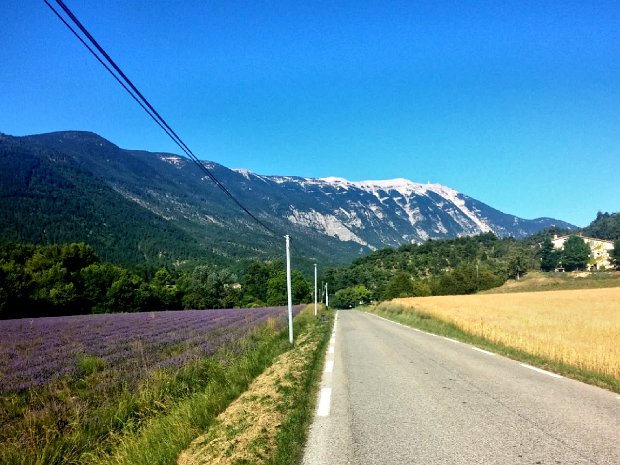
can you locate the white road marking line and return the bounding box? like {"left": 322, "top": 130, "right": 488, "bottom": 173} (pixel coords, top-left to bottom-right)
{"left": 472, "top": 347, "right": 495, "bottom": 356}
{"left": 374, "top": 314, "right": 406, "bottom": 328}
{"left": 317, "top": 387, "right": 332, "bottom": 416}
{"left": 520, "top": 363, "right": 562, "bottom": 379}
{"left": 328, "top": 345, "right": 335, "bottom": 354}
{"left": 443, "top": 336, "right": 459, "bottom": 343}
{"left": 371, "top": 313, "right": 449, "bottom": 339}
{"left": 325, "top": 360, "right": 334, "bottom": 373}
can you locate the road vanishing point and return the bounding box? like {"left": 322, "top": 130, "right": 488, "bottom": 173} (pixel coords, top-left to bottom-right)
{"left": 303, "top": 310, "right": 619, "bottom": 465}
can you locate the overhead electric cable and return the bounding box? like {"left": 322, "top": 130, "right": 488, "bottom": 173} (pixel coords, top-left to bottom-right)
{"left": 44, "top": 0, "right": 277, "bottom": 236}
{"left": 43, "top": 1, "right": 180, "bottom": 147}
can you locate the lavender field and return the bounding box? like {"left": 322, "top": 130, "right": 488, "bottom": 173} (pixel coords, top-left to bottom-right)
{"left": 0, "top": 305, "right": 305, "bottom": 464}
{"left": 0, "top": 306, "right": 302, "bottom": 394}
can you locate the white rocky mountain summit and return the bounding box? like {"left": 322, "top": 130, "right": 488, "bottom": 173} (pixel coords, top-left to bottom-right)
{"left": 228, "top": 168, "right": 566, "bottom": 250}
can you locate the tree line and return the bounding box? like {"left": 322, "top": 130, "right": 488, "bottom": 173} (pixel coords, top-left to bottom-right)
{"left": 0, "top": 242, "right": 312, "bottom": 319}
{"left": 2, "top": 218, "right": 618, "bottom": 317}
{"left": 326, "top": 231, "right": 617, "bottom": 309}
{"left": 325, "top": 233, "right": 519, "bottom": 308}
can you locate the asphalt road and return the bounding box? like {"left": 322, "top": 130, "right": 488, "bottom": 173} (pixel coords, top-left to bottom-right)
{"left": 302, "top": 310, "right": 620, "bottom": 465}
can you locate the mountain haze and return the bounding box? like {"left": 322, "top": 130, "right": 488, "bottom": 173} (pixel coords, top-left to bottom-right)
{"left": 0, "top": 131, "right": 575, "bottom": 266}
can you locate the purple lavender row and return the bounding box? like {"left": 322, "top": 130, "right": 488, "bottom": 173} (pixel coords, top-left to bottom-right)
{"left": 0, "top": 305, "right": 303, "bottom": 394}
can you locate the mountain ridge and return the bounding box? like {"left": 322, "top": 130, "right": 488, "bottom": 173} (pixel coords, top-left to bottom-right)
{"left": 225, "top": 164, "right": 573, "bottom": 246}
{"left": 0, "top": 130, "right": 576, "bottom": 267}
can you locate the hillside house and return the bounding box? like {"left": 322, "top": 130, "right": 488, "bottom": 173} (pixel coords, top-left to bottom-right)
{"left": 551, "top": 234, "right": 615, "bottom": 270}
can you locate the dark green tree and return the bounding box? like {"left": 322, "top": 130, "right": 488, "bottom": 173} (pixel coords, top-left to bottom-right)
{"left": 181, "top": 265, "right": 240, "bottom": 309}
{"left": 266, "top": 270, "right": 311, "bottom": 306}
{"left": 151, "top": 267, "right": 181, "bottom": 309}
{"left": 383, "top": 272, "right": 415, "bottom": 300}
{"left": 80, "top": 262, "right": 126, "bottom": 313}
{"left": 411, "top": 280, "right": 432, "bottom": 297}
{"left": 266, "top": 272, "right": 287, "bottom": 306}
{"left": 34, "top": 262, "right": 79, "bottom": 311}
{"left": 561, "top": 235, "right": 591, "bottom": 271}
{"left": 507, "top": 254, "right": 528, "bottom": 280}
{"left": 353, "top": 284, "right": 372, "bottom": 304}
{"left": 105, "top": 269, "right": 151, "bottom": 312}
{"left": 0, "top": 261, "right": 34, "bottom": 318}
{"left": 332, "top": 287, "right": 356, "bottom": 309}
{"left": 60, "top": 242, "right": 98, "bottom": 272}
{"left": 331, "top": 285, "right": 372, "bottom": 308}
{"left": 539, "top": 237, "right": 559, "bottom": 272}
{"left": 240, "top": 260, "right": 282, "bottom": 306}
{"left": 431, "top": 265, "right": 479, "bottom": 295}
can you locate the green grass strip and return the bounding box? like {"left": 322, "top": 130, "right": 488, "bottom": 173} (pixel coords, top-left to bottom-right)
{"left": 91, "top": 334, "right": 289, "bottom": 465}
{"left": 363, "top": 303, "right": 620, "bottom": 394}
{"left": 266, "top": 308, "right": 332, "bottom": 465}
{"left": 92, "top": 306, "right": 332, "bottom": 465}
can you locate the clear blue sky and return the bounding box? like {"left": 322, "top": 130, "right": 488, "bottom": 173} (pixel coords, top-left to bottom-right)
{"left": 2, "top": 1, "right": 619, "bottom": 227}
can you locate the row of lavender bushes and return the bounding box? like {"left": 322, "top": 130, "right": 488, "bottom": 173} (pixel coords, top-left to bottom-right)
{"left": 0, "top": 305, "right": 304, "bottom": 464}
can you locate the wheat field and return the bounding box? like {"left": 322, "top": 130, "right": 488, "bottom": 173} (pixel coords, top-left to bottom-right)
{"left": 394, "top": 287, "right": 620, "bottom": 379}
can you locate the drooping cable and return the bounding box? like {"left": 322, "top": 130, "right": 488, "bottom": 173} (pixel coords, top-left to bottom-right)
{"left": 44, "top": 0, "right": 277, "bottom": 236}
{"left": 43, "top": 1, "right": 179, "bottom": 146}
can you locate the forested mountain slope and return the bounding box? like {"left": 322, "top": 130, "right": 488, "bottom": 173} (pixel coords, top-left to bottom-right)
{"left": 1, "top": 131, "right": 575, "bottom": 267}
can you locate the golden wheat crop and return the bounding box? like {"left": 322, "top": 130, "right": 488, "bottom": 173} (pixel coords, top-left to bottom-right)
{"left": 394, "top": 287, "right": 620, "bottom": 378}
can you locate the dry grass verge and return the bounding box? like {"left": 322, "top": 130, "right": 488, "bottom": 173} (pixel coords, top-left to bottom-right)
{"left": 178, "top": 316, "right": 327, "bottom": 465}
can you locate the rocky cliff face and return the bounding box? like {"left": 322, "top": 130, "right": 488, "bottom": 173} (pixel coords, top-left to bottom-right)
{"left": 223, "top": 170, "right": 574, "bottom": 249}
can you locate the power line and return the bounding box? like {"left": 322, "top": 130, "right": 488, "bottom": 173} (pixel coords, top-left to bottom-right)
{"left": 44, "top": 0, "right": 277, "bottom": 236}
{"left": 43, "top": 1, "right": 178, "bottom": 145}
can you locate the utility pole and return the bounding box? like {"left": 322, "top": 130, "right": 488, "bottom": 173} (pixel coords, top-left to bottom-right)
{"left": 314, "top": 263, "right": 318, "bottom": 317}
{"left": 325, "top": 282, "right": 329, "bottom": 307}
{"left": 285, "top": 235, "right": 293, "bottom": 344}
